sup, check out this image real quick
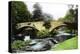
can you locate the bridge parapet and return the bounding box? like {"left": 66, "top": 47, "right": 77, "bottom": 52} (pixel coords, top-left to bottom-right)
{"left": 16, "top": 21, "right": 45, "bottom": 31}
{"left": 16, "top": 21, "right": 64, "bottom": 31}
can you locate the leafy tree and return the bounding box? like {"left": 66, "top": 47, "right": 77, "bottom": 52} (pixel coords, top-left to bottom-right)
{"left": 32, "top": 3, "right": 53, "bottom": 21}
{"left": 63, "top": 5, "right": 78, "bottom": 23}
{"left": 43, "top": 13, "right": 53, "bottom": 29}
{"left": 11, "top": 1, "right": 31, "bottom": 23}
{"left": 74, "top": 5, "right": 78, "bottom": 24}
{"left": 63, "top": 5, "right": 78, "bottom": 33}
{"left": 32, "top": 3, "right": 43, "bottom": 21}
{"left": 10, "top": 1, "right": 31, "bottom": 35}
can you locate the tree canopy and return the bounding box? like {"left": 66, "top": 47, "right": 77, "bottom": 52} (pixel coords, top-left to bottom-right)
{"left": 10, "top": 1, "right": 31, "bottom": 35}
{"left": 11, "top": 1, "right": 31, "bottom": 23}
{"left": 63, "top": 5, "right": 78, "bottom": 31}
{"left": 63, "top": 5, "right": 78, "bottom": 23}
{"left": 32, "top": 3, "right": 43, "bottom": 21}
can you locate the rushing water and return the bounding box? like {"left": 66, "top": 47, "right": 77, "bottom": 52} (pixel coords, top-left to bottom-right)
{"left": 24, "top": 31, "right": 74, "bottom": 51}
{"left": 15, "top": 31, "right": 74, "bottom": 52}
{"left": 30, "top": 42, "right": 46, "bottom": 50}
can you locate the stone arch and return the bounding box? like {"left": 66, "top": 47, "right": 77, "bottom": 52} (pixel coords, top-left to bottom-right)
{"left": 17, "top": 26, "right": 39, "bottom": 39}
{"left": 50, "top": 24, "right": 67, "bottom": 34}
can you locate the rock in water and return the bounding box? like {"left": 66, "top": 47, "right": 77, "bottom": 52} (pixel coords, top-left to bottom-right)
{"left": 24, "top": 36, "right": 30, "bottom": 41}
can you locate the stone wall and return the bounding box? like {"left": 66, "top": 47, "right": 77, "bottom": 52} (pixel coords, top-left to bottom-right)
{"left": 16, "top": 21, "right": 63, "bottom": 32}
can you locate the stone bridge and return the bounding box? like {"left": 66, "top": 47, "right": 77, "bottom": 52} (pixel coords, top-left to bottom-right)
{"left": 16, "top": 21, "right": 65, "bottom": 32}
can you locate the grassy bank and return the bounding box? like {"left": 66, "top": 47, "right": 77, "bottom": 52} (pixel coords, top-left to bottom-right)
{"left": 51, "top": 36, "right": 78, "bottom": 50}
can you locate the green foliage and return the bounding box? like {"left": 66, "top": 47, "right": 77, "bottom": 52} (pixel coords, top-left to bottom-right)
{"left": 10, "top": 1, "right": 32, "bottom": 35}
{"left": 58, "top": 5, "right": 78, "bottom": 34}
{"left": 11, "top": 1, "right": 31, "bottom": 23}
{"left": 63, "top": 6, "right": 78, "bottom": 23}
{"left": 11, "top": 40, "right": 31, "bottom": 50}
{"left": 43, "top": 21, "right": 51, "bottom": 29}
{"left": 11, "top": 40, "right": 25, "bottom": 50}
{"left": 64, "top": 12, "right": 74, "bottom": 22}
{"left": 37, "top": 30, "right": 50, "bottom": 38}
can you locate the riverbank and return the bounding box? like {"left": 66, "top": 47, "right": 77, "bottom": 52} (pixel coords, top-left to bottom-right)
{"left": 51, "top": 36, "right": 78, "bottom": 50}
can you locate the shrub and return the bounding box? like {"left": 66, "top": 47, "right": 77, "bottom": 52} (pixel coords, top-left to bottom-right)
{"left": 43, "top": 21, "right": 51, "bottom": 29}
{"left": 37, "top": 30, "right": 50, "bottom": 38}
{"left": 50, "top": 30, "right": 58, "bottom": 37}
{"left": 11, "top": 40, "right": 31, "bottom": 50}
